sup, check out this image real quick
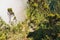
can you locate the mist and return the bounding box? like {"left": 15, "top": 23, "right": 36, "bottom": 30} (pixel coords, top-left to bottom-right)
{"left": 0, "top": 0, "right": 27, "bottom": 24}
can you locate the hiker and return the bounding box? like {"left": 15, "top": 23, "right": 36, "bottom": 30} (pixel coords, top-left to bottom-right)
{"left": 7, "top": 8, "right": 17, "bottom": 24}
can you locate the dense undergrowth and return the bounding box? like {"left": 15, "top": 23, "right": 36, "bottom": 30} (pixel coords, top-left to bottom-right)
{"left": 0, "top": 17, "right": 28, "bottom": 40}
{"left": 0, "top": 0, "right": 60, "bottom": 40}
{"left": 27, "top": 0, "right": 60, "bottom": 40}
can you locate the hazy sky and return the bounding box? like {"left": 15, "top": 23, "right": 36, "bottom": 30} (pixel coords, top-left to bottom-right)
{"left": 0, "top": 0, "right": 27, "bottom": 24}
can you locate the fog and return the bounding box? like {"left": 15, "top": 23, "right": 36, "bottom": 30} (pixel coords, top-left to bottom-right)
{"left": 0, "top": 0, "right": 27, "bottom": 24}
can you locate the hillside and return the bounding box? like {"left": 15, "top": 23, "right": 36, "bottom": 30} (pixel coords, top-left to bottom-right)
{"left": 0, "top": 0, "right": 60, "bottom": 40}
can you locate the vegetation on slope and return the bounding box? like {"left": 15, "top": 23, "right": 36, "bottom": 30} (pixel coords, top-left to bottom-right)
{"left": 0, "top": 0, "right": 60, "bottom": 40}
{"left": 27, "top": 0, "right": 60, "bottom": 40}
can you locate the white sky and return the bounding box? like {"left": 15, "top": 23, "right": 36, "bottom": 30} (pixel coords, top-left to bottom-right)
{"left": 0, "top": 0, "right": 27, "bottom": 24}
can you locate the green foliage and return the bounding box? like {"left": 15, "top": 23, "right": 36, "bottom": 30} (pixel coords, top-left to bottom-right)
{"left": 0, "top": 17, "right": 28, "bottom": 40}
{"left": 27, "top": 0, "right": 60, "bottom": 40}
{"left": 0, "top": 0, "right": 60, "bottom": 40}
